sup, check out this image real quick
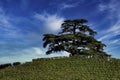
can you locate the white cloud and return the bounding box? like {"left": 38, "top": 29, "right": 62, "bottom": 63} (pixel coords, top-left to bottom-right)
{"left": 97, "top": 0, "right": 120, "bottom": 58}
{"left": 0, "top": 7, "right": 22, "bottom": 39}
{"left": 98, "top": 4, "right": 107, "bottom": 11}
{"left": 0, "top": 47, "right": 70, "bottom": 64}
{"left": 23, "top": 47, "right": 70, "bottom": 57}
{"left": 61, "top": 51, "right": 70, "bottom": 56}
{"left": 98, "top": 34, "right": 111, "bottom": 41}
{"left": 98, "top": 0, "right": 120, "bottom": 18}
{"left": 60, "top": 3, "right": 77, "bottom": 9}
{"left": 24, "top": 47, "right": 44, "bottom": 55}
{"left": 0, "top": 7, "right": 41, "bottom": 43}
{"left": 98, "top": 20, "right": 120, "bottom": 41}
{"left": 0, "top": 7, "right": 11, "bottom": 27}
{"left": 98, "top": 19, "right": 120, "bottom": 42}
{"left": 98, "top": 0, "right": 120, "bottom": 42}
{"left": 0, "top": 47, "right": 45, "bottom": 64}
{"left": 34, "top": 13, "right": 65, "bottom": 32}
{"left": 107, "top": 21, "right": 120, "bottom": 34}
{"left": 109, "top": 39, "right": 120, "bottom": 45}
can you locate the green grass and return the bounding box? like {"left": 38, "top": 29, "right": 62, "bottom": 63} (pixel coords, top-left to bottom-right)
{"left": 0, "top": 56, "right": 120, "bottom": 80}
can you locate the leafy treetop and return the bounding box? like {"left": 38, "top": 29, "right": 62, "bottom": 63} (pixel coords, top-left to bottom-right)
{"left": 43, "top": 19, "right": 110, "bottom": 57}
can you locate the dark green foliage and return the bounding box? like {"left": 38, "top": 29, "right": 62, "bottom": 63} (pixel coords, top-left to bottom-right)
{"left": 0, "top": 63, "right": 12, "bottom": 69}
{"left": 0, "top": 57, "right": 120, "bottom": 80}
{"left": 43, "top": 19, "right": 109, "bottom": 57}
{"left": 13, "top": 62, "right": 21, "bottom": 66}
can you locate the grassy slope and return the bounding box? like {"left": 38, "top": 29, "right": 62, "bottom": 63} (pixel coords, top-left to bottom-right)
{"left": 0, "top": 57, "right": 120, "bottom": 80}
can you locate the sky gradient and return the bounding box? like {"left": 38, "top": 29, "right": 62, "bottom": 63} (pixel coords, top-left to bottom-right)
{"left": 0, "top": 0, "right": 120, "bottom": 64}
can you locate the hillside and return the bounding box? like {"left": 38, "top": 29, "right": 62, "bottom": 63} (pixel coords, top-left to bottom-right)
{"left": 0, "top": 56, "right": 120, "bottom": 80}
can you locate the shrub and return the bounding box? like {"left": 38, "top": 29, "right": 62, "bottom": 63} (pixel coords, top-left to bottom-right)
{"left": 0, "top": 63, "right": 12, "bottom": 69}
{"left": 13, "top": 62, "right": 21, "bottom": 66}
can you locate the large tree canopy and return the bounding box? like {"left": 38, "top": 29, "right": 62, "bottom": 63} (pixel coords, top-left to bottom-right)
{"left": 43, "top": 19, "right": 110, "bottom": 57}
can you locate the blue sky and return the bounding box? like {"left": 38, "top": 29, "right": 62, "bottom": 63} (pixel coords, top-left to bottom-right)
{"left": 0, "top": 0, "right": 120, "bottom": 64}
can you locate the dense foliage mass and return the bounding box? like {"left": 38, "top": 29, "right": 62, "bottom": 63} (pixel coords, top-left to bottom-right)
{"left": 0, "top": 62, "right": 21, "bottom": 69}
{"left": 0, "top": 57, "right": 120, "bottom": 80}
{"left": 43, "top": 19, "right": 110, "bottom": 57}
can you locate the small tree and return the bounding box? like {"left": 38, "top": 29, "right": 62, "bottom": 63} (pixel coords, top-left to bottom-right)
{"left": 13, "top": 62, "right": 21, "bottom": 66}
{"left": 43, "top": 19, "right": 109, "bottom": 57}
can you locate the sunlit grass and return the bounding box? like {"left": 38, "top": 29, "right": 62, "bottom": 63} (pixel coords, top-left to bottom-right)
{"left": 0, "top": 56, "right": 120, "bottom": 80}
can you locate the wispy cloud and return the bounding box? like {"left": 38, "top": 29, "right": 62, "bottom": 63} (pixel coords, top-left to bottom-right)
{"left": 0, "top": 7, "right": 41, "bottom": 41}
{"left": 0, "top": 7, "right": 43, "bottom": 58}
{"left": 0, "top": 47, "right": 45, "bottom": 63}
{"left": 97, "top": 0, "right": 120, "bottom": 56}
{"left": 98, "top": 0, "right": 120, "bottom": 41}
{"left": 0, "top": 7, "right": 11, "bottom": 28}
{"left": 34, "top": 13, "right": 65, "bottom": 32}
{"left": 98, "top": 4, "right": 107, "bottom": 11}
{"left": 98, "top": 20, "right": 120, "bottom": 41}
{"left": 109, "top": 39, "right": 120, "bottom": 45}
{"left": 98, "top": 19, "right": 120, "bottom": 42}
{"left": 0, "top": 7, "right": 24, "bottom": 39}
{"left": 98, "top": 0, "right": 120, "bottom": 18}
{"left": 49, "top": 0, "right": 80, "bottom": 11}
{"left": 0, "top": 8, "right": 67, "bottom": 63}
{"left": 60, "top": 3, "right": 78, "bottom": 10}
{"left": 0, "top": 47, "right": 69, "bottom": 64}
{"left": 107, "top": 21, "right": 120, "bottom": 35}
{"left": 98, "top": 34, "right": 111, "bottom": 41}
{"left": 0, "top": 48, "right": 41, "bottom": 63}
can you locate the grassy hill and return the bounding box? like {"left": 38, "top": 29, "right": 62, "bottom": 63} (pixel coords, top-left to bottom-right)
{"left": 0, "top": 56, "right": 120, "bottom": 80}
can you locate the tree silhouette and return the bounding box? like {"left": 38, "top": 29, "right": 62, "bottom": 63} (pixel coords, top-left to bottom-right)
{"left": 43, "top": 19, "right": 110, "bottom": 57}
